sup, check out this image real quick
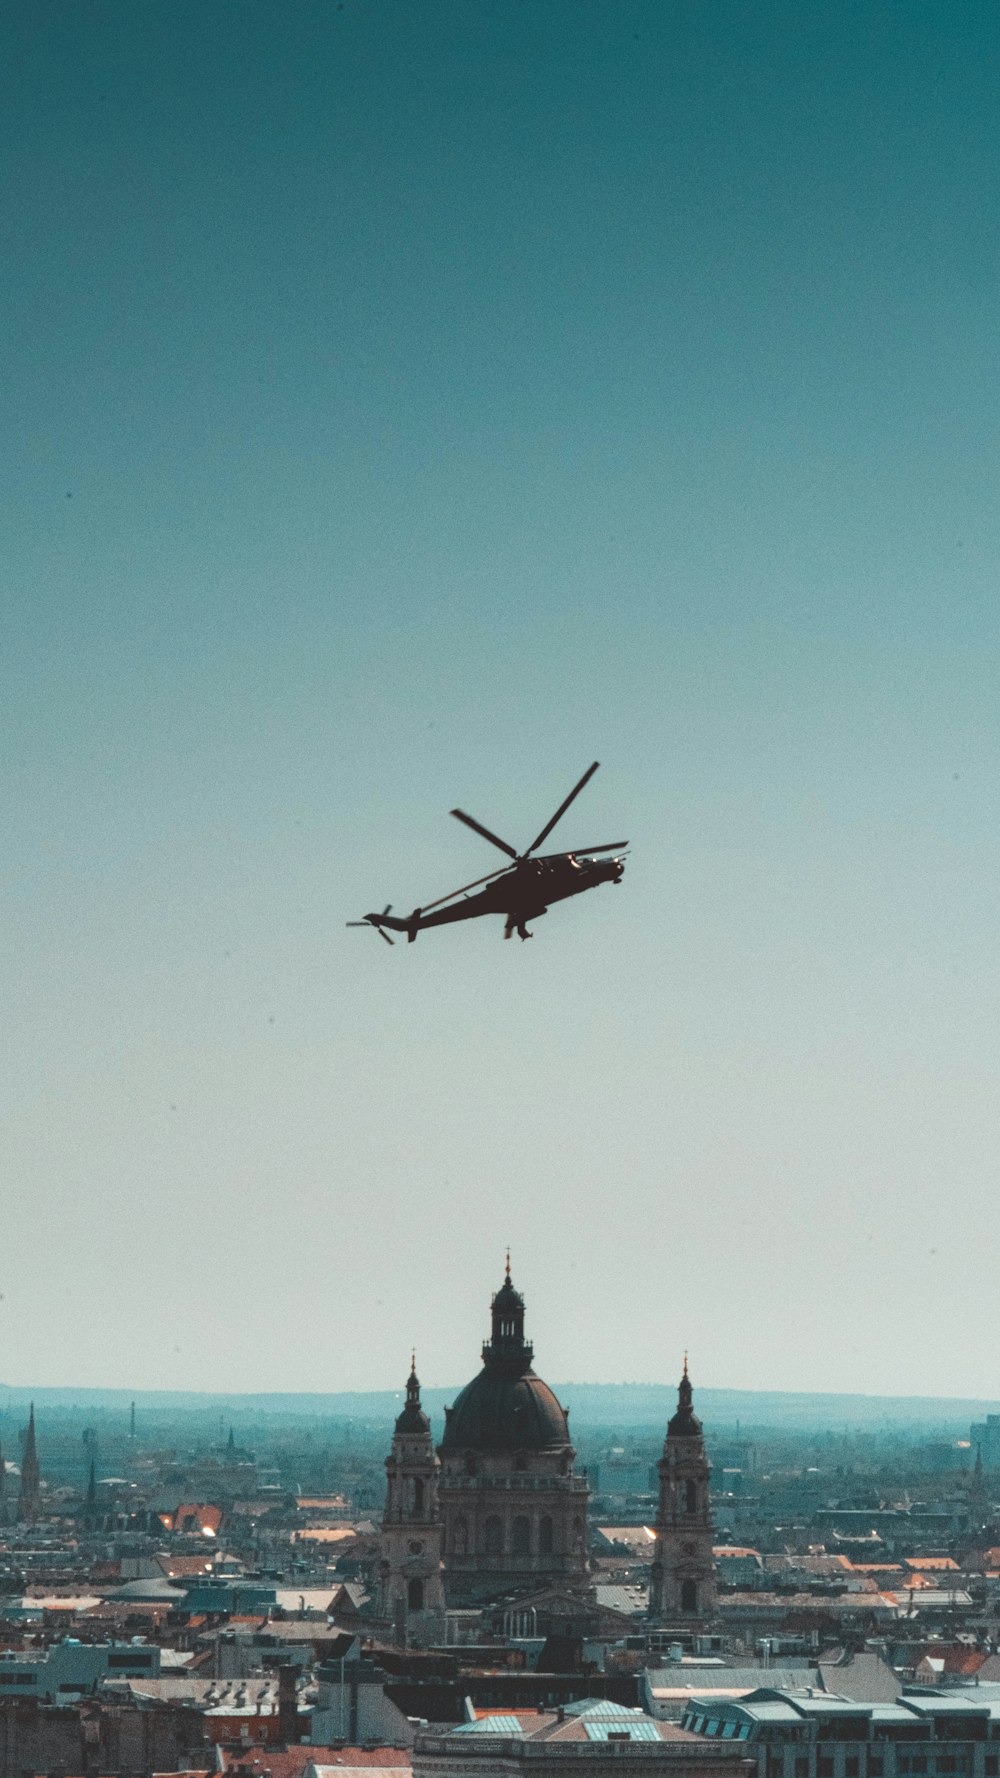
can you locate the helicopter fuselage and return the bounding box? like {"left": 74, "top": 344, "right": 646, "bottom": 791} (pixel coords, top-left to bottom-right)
{"left": 371, "top": 852, "right": 625, "bottom": 942}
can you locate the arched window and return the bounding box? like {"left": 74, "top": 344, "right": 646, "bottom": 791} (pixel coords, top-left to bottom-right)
{"left": 684, "top": 1479, "right": 697, "bottom": 1514}
{"left": 412, "top": 1477, "right": 424, "bottom": 1515}
{"left": 407, "top": 1577, "right": 424, "bottom": 1613}
{"left": 512, "top": 1515, "right": 531, "bottom": 1555}
{"left": 681, "top": 1578, "right": 698, "bottom": 1613}
{"left": 539, "top": 1515, "right": 554, "bottom": 1556}
{"left": 484, "top": 1514, "right": 503, "bottom": 1555}
{"left": 571, "top": 1515, "right": 584, "bottom": 1552}
{"left": 453, "top": 1515, "right": 468, "bottom": 1556}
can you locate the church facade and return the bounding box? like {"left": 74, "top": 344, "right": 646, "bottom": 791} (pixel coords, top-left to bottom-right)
{"left": 435, "top": 1263, "right": 590, "bottom": 1605}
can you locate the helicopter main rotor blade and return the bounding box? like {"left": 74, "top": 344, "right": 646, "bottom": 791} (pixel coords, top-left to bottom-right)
{"left": 559, "top": 841, "right": 628, "bottom": 856}
{"left": 420, "top": 865, "right": 511, "bottom": 914}
{"left": 449, "top": 808, "right": 518, "bottom": 859}
{"left": 525, "top": 761, "right": 600, "bottom": 857}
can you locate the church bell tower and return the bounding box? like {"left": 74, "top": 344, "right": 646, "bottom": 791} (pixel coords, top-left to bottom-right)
{"left": 377, "top": 1358, "right": 446, "bottom": 1647}
{"left": 648, "top": 1359, "right": 716, "bottom": 1624}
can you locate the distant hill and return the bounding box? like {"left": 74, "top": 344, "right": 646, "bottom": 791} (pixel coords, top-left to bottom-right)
{"left": 0, "top": 1380, "right": 994, "bottom": 1433}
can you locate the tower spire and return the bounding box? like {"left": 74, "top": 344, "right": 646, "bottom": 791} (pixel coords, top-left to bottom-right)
{"left": 648, "top": 1363, "right": 716, "bottom": 1625}
{"left": 378, "top": 1350, "right": 444, "bottom": 1646}
{"left": 18, "top": 1404, "right": 41, "bottom": 1524}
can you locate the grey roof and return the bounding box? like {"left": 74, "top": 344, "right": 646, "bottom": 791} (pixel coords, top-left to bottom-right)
{"left": 594, "top": 1585, "right": 648, "bottom": 1616}
{"left": 903, "top": 1695, "right": 991, "bottom": 1716}
{"left": 817, "top": 1652, "right": 900, "bottom": 1704}
{"left": 105, "top": 1576, "right": 187, "bottom": 1602}
{"left": 651, "top": 1667, "right": 806, "bottom": 1696}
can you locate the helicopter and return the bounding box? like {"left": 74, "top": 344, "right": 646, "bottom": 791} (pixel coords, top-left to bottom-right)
{"left": 348, "top": 761, "right": 627, "bottom": 944}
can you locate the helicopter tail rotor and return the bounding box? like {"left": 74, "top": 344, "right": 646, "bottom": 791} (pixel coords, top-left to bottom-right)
{"left": 346, "top": 905, "right": 396, "bottom": 945}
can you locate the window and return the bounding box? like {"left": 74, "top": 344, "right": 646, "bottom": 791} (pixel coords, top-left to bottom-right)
{"left": 846, "top": 1759, "right": 859, "bottom": 1776}
{"left": 512, "top": 1516, "right": 531, "bottom": 1555}
{"left": 539, "top": 1516, "right": 554, "bottom": 1555}
{"left": 870, "top": 1760, "right": 884, "bottom": 1776}
{"left": 685, "top": 1478, "right": 698, "bottom": 1513}
{"left": 407, "top": 1578, "right": 424, "bottom": 1612}
{"left": 796, "top": 1760, "right": 809, "bottom": 1777}
{"left": 484, "top": 1515, "right": 503, "bottom": 1555}
{"left": 412, "top": 1478, "right": 424, "bottom": 1515}
{"left": 984, "top": 1759, "right": 997, "bottom": 1776}
{"left": 453, "top": 1515, "right": 468, "bottom": 1556}
{"left": 681, "top": 1578, "right": 698, "bottom": 1613}
{"left": 818, "top": 1758, "right": 834, "bottom": 1776}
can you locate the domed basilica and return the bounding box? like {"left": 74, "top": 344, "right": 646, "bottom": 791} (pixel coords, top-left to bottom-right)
{"left": 436, "top": 1259, "right": 589, "bottom": 1604}
{"left": 376, "top": 1261, "right": 716, "bottom": 1645}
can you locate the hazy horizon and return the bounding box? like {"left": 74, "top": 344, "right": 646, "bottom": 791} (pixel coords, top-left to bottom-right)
{"left": 1, "top": 1375, "right": 997, "bottom": 1438}
{"left": 5, "top": 1, "right": 999, "bottom": 1397}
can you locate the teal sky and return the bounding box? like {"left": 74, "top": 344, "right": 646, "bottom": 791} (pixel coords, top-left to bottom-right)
{"left": 4, "top": 0, "right": 999, "bottom": 1397}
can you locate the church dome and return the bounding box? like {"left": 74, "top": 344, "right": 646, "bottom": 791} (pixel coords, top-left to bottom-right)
{"left": 441, "top": 1365, "right": 569, "bottom": 1453}
{"left": 439, "top": 1263, "right": 571, "bottom": 1454}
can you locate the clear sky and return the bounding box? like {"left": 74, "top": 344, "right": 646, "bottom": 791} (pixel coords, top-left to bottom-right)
{"left": 3, "top": 0, "right": 999, "bottom": 1399}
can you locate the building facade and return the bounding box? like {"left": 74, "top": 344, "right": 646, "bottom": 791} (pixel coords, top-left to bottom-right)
{"left": 436, "top": 1263, "right": 590, "bottom": 1604}
{"left": 376, "top": 1359, "right": 446, "bottom": 1647}
{"left": 680, "top": 1686, "right": 1000, "bottom": 1778}
{"left": 648, "top": 1361, "right": 717, "bottom": 1624}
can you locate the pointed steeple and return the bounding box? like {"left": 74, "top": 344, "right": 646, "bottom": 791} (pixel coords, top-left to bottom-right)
{"left": 226, "top": 1426, "right": 236, "bottom": 1455}
{"left": 395, "top": 1353, "right": 430, "bottom": 1435}
{"left": 667, "top": 1355, "right": 702, "bottom": 1437}
{"left": 18, "top": 1404, "right": 41, "bottom": 1523}
{"left": 85, "top": 1458, "right": 97, "bottom": 1510}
